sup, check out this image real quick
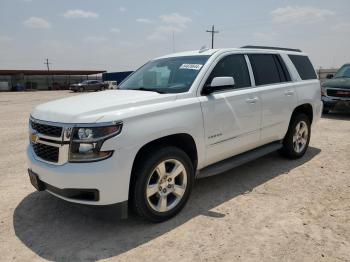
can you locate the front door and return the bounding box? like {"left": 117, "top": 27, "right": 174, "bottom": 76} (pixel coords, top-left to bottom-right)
{"left": 199, "top": 54, "right": 261, "bottom": 166}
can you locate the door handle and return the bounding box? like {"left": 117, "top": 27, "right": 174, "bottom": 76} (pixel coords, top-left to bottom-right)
{"left": 246, "top": 97, "right": 258, "bottom": 104}
{"left": 285, "top": 89, "right": 295, "bottom": 96}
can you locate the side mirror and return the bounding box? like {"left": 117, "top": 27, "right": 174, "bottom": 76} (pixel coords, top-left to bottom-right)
{"left": 203, "top": 77, "right": 235, "bottom": 95}
{"left": 326, "top": 74, "right": 334, "bottom": 79}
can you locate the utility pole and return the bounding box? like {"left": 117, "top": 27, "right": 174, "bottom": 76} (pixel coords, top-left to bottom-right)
{"left": 44, "top": 58, "right": 52, "bottom": 89}
{"left": 44, "top": 58, "right": 51, "bottom": 71}
{"left": 206, "top": 25, "right": 219, "bottom": 49}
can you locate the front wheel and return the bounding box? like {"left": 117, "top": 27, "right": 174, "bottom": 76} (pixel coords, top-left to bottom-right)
{"left": 131, "top": 146, "right": 194, "bottom": 222}
{"left": 279, "top": 113, "right": 311, "bottom": 159}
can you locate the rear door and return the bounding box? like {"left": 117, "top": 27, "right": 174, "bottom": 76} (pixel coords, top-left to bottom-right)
{"left": 199, "top": 54, "right": 262, "bottom": 165}
{"left": 248, "top": 53, "right": 297, "bottom": 144}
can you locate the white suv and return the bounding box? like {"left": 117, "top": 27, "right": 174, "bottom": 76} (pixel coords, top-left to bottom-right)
{"left": 27, "top": 46, "right": 322, "bottom": 222}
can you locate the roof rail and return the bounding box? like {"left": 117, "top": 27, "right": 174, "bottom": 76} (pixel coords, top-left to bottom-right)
{"left": 241, "top": 45, "right": 302, "bottom": 53}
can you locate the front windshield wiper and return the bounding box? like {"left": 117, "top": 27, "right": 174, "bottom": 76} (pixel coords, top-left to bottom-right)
{"left": 129, "top": 87, "right": 165, "bottom": 94}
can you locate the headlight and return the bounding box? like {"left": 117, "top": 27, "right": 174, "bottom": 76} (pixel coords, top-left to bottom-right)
{"left": 69, "top": 123, "right": 122, "bottom": 162}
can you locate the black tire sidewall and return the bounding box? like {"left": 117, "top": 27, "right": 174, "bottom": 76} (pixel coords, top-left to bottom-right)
{"left": 132, "top": 146, "right": 194, "bottom": 222}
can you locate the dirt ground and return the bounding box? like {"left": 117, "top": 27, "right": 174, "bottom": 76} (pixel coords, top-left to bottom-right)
{"left": 0, "top": 91, "right": 349, "bottom": 262}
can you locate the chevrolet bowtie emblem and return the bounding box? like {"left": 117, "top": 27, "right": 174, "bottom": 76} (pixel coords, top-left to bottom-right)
{"left": 30, "top": 133, "right": 39, "bottom": 144}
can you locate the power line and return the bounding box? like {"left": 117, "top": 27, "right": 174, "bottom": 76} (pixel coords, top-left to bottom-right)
{"left": 206, "top": 25, "right": 219, "bottom": 49}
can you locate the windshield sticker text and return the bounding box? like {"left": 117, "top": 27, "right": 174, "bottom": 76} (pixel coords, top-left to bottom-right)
{"left": 179, "top": 64, "right": 203, "bottom": 70}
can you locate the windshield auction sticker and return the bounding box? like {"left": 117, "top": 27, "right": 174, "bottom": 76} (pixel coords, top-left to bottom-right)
{"left": 179, "top": 64, "right": 203, "bottom": 70}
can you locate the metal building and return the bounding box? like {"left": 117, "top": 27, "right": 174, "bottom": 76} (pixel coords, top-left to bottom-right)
{"left": 0, "top": 69, "right": 106, "bottom": 91}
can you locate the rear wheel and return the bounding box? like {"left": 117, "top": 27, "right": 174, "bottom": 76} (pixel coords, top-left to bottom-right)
{"left": 131, "top": 146, "right": 194, "bottom": 222}
{"left": 279, "top": 113, "right": 311, "bottom": 159}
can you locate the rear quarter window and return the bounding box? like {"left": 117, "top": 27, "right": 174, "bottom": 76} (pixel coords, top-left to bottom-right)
{"left": 288, "top": 55, "right": 317, "bottom": 80}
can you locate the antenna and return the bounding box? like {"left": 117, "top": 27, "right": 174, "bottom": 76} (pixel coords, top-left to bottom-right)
{"left": 206, "top": 25, "right": 219, "bottom": 49}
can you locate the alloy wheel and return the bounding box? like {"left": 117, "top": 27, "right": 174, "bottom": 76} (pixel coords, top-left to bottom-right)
{"left": 293, "top": 120, "right": 309, "bottom": 153}
{"left": 146, "top": 159, "right": 187, "bottom": 213}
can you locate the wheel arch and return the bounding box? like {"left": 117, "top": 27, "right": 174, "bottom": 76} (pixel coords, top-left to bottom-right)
{"left": 128, "top": 133, "right": 198, "bottom": 197}
{"left": 291, "top": 103, "right": 313, "bottom": 124}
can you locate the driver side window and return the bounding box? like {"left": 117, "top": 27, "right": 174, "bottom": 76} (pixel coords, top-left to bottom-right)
{"left": 206, "top": 54, "right": 251, "bottom": 89}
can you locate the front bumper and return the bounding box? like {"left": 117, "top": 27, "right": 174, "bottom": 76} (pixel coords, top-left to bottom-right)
{"left": 322, "top": 96, "right": 350, "bottom": 108}
{"left": 27, "top": 144, "right": 134, "bottom": 207}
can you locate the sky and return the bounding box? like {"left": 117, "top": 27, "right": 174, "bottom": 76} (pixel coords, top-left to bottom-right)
{"left": 0, "top": 0, "right": 349, "bottom": 71}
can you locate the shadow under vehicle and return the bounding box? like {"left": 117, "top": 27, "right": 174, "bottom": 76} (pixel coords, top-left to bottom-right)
{"left": 15, "top": 147, "right": 320, "bottom": 261}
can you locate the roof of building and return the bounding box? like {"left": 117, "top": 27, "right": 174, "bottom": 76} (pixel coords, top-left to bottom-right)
{"left": 0, "top": 69, "right": 106, "bottom": 76}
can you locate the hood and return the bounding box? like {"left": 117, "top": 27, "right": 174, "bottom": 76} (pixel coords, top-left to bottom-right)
{"left": 322, "top": 78, "right": 350, "bottom": 89}
{"left": 31, "top": 90, "right": 177, "bottom": 123}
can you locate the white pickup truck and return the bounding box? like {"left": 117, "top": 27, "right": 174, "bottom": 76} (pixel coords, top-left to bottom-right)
{"left": 27, "top": 46, "right": 322, "bottom": 222}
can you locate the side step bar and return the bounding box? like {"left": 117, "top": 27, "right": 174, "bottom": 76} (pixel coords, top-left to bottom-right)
{"left": 196, "top": 141, "right": 283, "bottom": 179}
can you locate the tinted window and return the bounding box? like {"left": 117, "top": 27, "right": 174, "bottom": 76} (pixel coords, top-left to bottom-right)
{"left": 248, "top": 54, "right": 288, "bottom": 86}
{"left": 206, "top": 54, "right": 251, "bottom": 89}
{"left": 275, "top": 55, "right": 291, "bottom": 82}
{"left": 289, "top": 55, "right": 317, "bottom": 80}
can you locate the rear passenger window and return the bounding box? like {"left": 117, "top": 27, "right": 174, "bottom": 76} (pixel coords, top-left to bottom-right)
{"left": 248, "top": 54, "right": 291, "bottom": 86}
{"left": 206, "top": 54, "right": 251, "bottom": 89}
{"left": 288, "top": 55, "right": 317, "bottom": 80}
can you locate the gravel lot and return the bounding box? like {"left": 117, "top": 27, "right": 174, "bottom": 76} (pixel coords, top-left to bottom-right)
{"left": 0, "top": 91, "right": 349, "bottom": 262}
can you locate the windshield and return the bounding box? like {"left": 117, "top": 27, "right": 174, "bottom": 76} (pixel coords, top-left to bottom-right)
{"left": 335, "top": 65, "right": 350, "bottom": 78}
{"left": 119, "top": 55, "right": 210, "bottom": 93}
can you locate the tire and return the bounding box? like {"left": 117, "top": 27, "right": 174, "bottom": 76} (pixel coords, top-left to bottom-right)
{"left": 279, "top": 113, "right": 311, "bottom": 159}
{"left": 323, "top": 108, "right": 330, "bottom": 114}
{"left": 79, "top": 87, "right": 84, "bottom": 92}
{"left": 131, "top": 146, "right": 194, "bottom": 222}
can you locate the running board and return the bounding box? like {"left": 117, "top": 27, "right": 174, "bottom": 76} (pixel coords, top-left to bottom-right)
{"left": 197, "top": 141, "right": 283, "bottom": 179}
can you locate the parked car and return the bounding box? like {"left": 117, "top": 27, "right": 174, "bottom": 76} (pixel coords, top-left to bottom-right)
{"left": 70, "top": 80, "right": 108, "bottom": 92}
{"left": 321, "top": 63, "right": 350, "bottom": 113}
{"left": 27, "top": 46, "right": 322, "bottom": 222}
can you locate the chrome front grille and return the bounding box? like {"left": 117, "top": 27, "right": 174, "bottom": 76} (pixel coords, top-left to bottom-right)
{"left": 327, "top": 89, "right": 350, "bottom": 98}
{"left": 29, "top": 117, "right": 70, "bottom": 165}
{"left": 30, "top": 120, "right": 63, "bottom": 137}
{"left": 32, "top": 143, "right": 59, "bottom": 163}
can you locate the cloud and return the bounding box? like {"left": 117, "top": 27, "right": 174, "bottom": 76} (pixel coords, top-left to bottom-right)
{"left": 159, "top": 13, "right": 191, "bottom": 28}
{"left": 119, "top": 40, "right": 136, "bottom": 47}
{"left": 136, "top": 18, "right": 154, "bottom": 24}
{"left": 119, "top": 6, "right": 126, "bottom": 12}
{"left": 332, "top": 22, "right": 350, "bottom": 33}
{"left": 148, "top": 13, "right": 191, "bottom": 41}
{"left": 271, "top": 6, "right": 334, "bottom": 24}
{"left": 63, "top": 10, "right": 98, "bottom": 18}
{"left": 0, "top": 36, "right": 13, "bottom": 44}
{"left": 83, "top": 36, "right": 108, "bottom": 44}
{"left": 253, "top": 32, "right": 277, "bottom": 42}
{"left": 110, "top": 28, "right": 121, "bottom": 33}
{"left": 147, "top": 25, "right": 183, "bottom": 41}
{"left": 23, "top": 17, "right": 51, "bottom": 29}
